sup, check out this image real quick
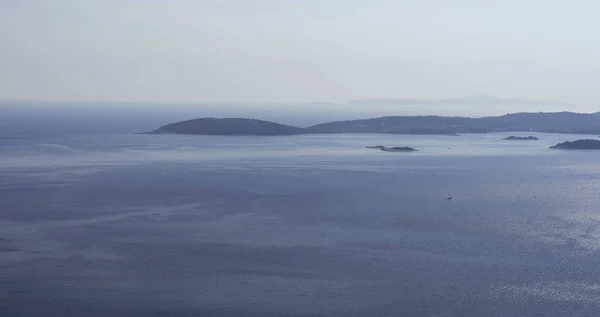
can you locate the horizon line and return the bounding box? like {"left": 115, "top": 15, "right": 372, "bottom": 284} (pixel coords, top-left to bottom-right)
{"left": 0, "top": 94, "right": 577, "bottom": 106}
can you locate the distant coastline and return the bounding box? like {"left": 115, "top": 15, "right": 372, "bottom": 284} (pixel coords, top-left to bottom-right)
{"left": 147, "top": 111, "right": 600, "bottom": 136}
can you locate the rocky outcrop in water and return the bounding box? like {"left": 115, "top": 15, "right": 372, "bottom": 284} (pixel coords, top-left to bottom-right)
{"left": 504, "top": 136, "right": 539, "bottom": 140}
{"left": 366, "top": 146, "right": 417, "bottom": 152}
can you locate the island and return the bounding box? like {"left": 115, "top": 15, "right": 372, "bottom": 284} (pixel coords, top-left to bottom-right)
{"left": 148, "top": 118, "right": 306, "bottom": 136}
{"left": 503, "top": 136, "right": 539, "bottom": 140}
{"left": 366, "top": 145, "right": 417, "bottom": 152}
{"left": 381, "top": 147, "right": 417, "bottom": 152}
{"left": 550, "top": 139, "right": 600, "bottom": 150}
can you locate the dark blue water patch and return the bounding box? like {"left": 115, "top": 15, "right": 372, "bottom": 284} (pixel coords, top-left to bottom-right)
{"left": 3, "top": 133, "right": 600, "bottom": 316}
{"left": 0, "top": 238, "right": 20, "bottom": 253}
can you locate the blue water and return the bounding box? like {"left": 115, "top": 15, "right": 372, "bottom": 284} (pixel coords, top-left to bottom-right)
{"left": 2, "top": 132, "right": 600, "bottom": 316}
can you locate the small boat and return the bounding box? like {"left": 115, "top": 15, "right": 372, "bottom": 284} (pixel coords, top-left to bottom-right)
{"left": 446, "top": 194, "right": 452, "bottom": 200}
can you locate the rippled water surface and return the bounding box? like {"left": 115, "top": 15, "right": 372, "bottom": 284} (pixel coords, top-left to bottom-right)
{"left": 2, "top": 132, "right": 600, "bottom": 316}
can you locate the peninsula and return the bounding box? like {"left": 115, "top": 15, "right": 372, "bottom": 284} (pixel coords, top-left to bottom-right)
{"left": 307, "top": 112, "right": 600, "bottom": 135}
{"left": 549, "top": 139, "right": 600, "bottom": 150}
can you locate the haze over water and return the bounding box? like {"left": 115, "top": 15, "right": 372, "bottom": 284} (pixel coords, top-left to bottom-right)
{"left": 3, "top": 1, "right": 600, "bottom": 315}
{"left": 3, "top": 125, "right": 600, "bottom": 316}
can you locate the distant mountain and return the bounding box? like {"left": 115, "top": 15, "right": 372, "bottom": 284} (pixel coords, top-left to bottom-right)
{"left": 347, "top": 94, "right": 572, "bottom": 107}
{"left": 151, "top": 118, "right": 305, "bottom": 136}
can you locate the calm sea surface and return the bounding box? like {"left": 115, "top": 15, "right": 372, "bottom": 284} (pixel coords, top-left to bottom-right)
{"left": 2, "top": 131, "right": 600, "bottom": 316}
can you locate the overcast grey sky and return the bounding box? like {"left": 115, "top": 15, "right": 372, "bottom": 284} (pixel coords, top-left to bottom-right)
{"left": 1, "top": 0, "right": 598, "bottom": 113}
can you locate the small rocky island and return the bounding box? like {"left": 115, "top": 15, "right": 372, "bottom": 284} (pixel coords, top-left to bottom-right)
{"left": 503, "top": 136, "right": 539, "bottom": 140}
{"left": 550, "top": 139, "right": 600, "bottom": 150}
{"left": 366, "top": 145, "right": 417, "bottom": 152}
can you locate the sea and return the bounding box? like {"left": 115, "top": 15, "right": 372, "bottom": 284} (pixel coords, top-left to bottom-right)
{"left": 2, "top": 127, "right": 600, "bottom": 316}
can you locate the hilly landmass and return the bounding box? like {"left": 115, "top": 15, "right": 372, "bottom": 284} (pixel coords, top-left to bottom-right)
{"left": 307, "top": 112, "right": 600, "bottom": 135}
{"left": 150, "top": 118, "right": 305, "bottom": 136}
{"left": 149, "top": 112, "right": 600, "bottom": 136}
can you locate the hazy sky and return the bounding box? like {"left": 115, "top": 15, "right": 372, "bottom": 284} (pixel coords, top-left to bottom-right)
{"left": 1, "top": 0, "right": 599, "bottom": 112}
